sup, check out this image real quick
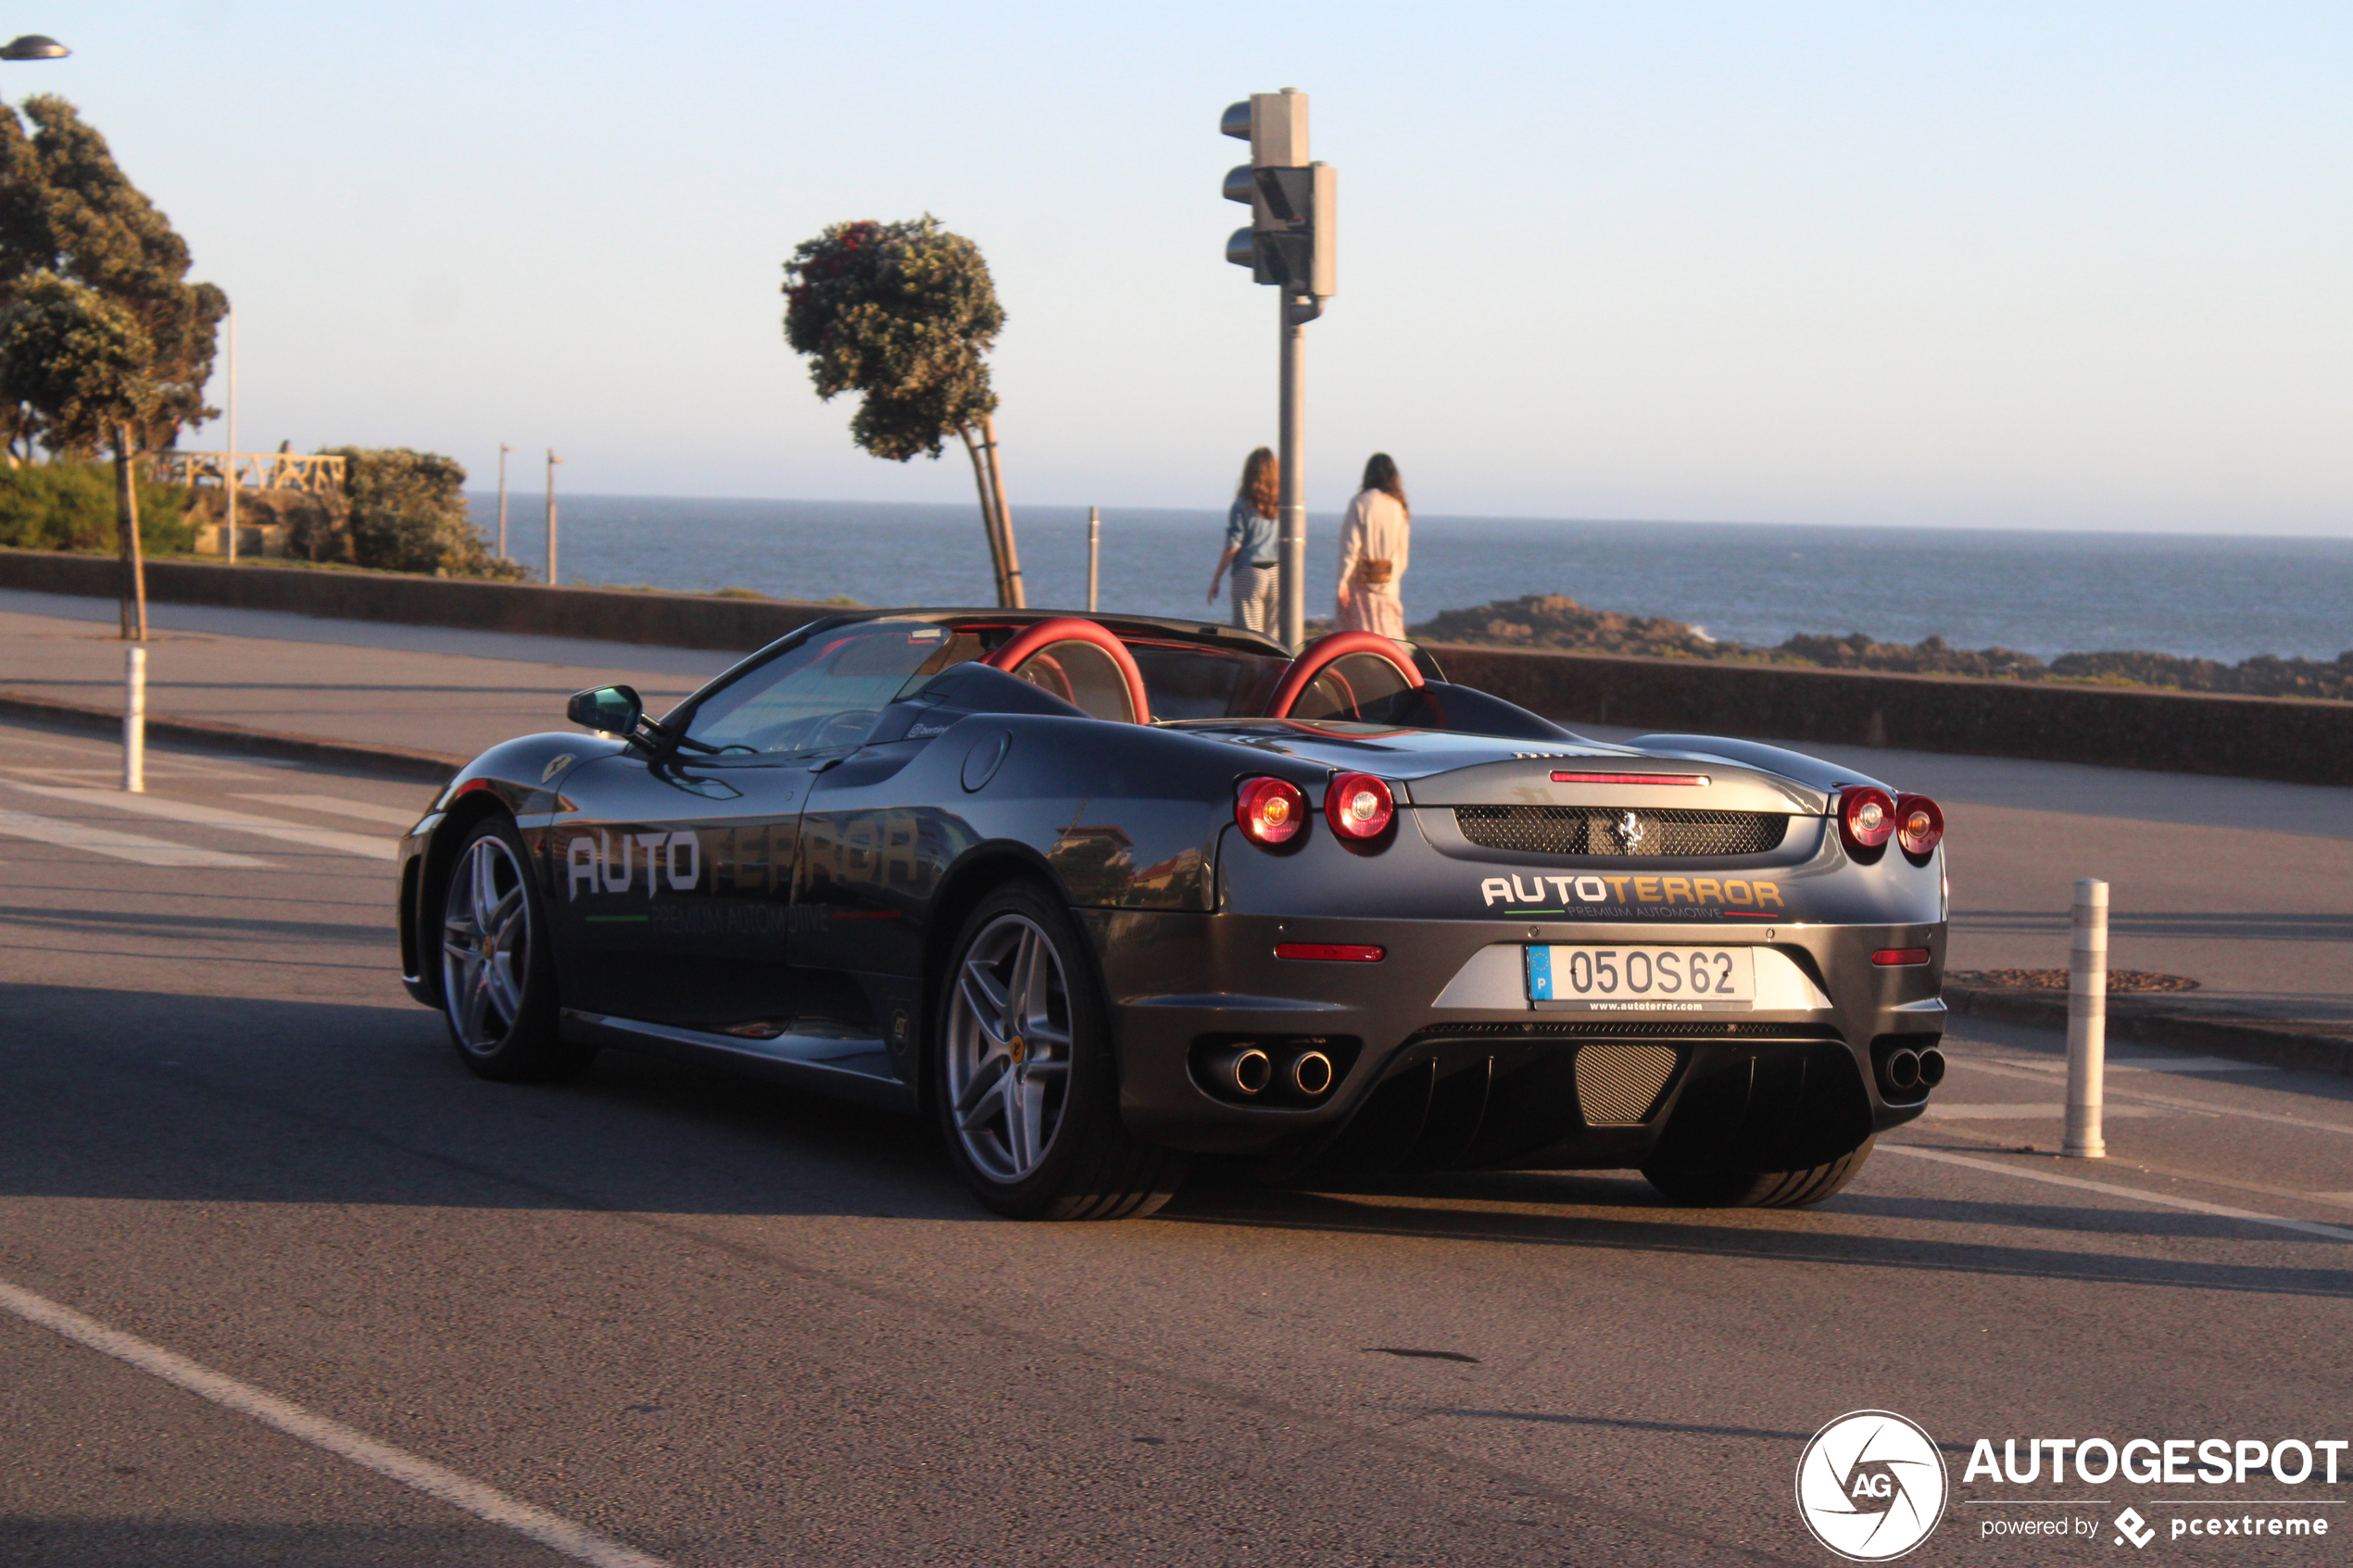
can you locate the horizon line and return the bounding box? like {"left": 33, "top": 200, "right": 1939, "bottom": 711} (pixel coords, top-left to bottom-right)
{"left": 457, "top": 490, "right": 2353, "bottom": 545}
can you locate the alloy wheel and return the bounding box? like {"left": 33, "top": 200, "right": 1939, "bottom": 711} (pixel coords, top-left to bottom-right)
{"left": 441, "top": 834, "right": 532, "bottom": 1054}
{"left": 944, "top": 912, "right": 1074, "bottom": 1184}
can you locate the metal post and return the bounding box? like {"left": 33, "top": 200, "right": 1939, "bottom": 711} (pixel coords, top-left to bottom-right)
{"left": 1087, "top": 506, "right": 1100, "bottom": 613}
{"left": 497, "top": 444, "right": 511, "bottom": 558}
{"left": 1277, "top": 294, "right": 1307, "bottom": 650}
{"left": 224, "top": 301, "right": 237, "bottom": 565}
{"left": 544, "top": 449, "right": 561, "bottom": 585}
{"left": 121, "top": 645, "right": 145, "bottom": 793}
{"left": 2063, "top": 878, "right": 2108, "bottom": 1159}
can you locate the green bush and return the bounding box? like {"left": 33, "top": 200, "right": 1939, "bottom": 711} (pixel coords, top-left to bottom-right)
{"left": 0, "top": 460, "right": 191, "bottom": 553}
{"left": 319, "top": 445, "right": 526, "bottom": 580}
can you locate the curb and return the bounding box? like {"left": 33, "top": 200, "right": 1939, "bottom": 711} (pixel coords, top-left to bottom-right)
{"left": 1944, "top": 984, "right": 2353, "bottom": 1079}
{"left": 0, "top": 689, "right": 467, "bottom": 784}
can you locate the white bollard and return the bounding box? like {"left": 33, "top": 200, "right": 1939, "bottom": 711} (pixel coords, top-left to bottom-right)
{"left": 1087, "top": 505, "right": 1101, "bottom": 613}
{"left": 122, "top": 644, "right": 146, "bottom": 794}
{"left": 2062, "top": 877, "right": 2108, "bottom": 1159}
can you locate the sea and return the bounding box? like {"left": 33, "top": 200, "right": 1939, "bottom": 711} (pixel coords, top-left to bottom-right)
{"left": 462, "top": 494, "right": 2353, "bottom": 666}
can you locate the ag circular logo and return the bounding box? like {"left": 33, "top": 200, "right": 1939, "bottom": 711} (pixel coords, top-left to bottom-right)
{"left": 1795, "top": 1410, "right": 1948, "bottom": 1561}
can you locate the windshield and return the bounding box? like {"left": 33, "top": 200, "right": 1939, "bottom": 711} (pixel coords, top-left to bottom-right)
{"left": 682, "top": 620, "right": 1290, "bottom": 749}
{"left": 684, "top": 621, "right": 977, "bottom": 754}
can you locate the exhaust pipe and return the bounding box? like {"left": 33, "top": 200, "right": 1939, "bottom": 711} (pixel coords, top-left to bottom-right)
{"left": 1288, "top": 1049, "right": 1335, "bottom": 1098}
{"left": 1203, "top": 1046, "right": 1272, "bottom": 1098}
{"left": 1915, "top": 1047, "right": 1946, "bottom": 1090}
{"left": 1883, "top": 1048, "right": 1920, "bottom": 1095}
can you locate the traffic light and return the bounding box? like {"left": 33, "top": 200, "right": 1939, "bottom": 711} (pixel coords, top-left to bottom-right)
{"left": 1221, "top": 90, "right": 1335, "bottom": 298}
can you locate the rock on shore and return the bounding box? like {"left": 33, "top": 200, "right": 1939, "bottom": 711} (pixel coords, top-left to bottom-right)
{"left": 1408, "top": 593, "right": 2353, "bottom": 701}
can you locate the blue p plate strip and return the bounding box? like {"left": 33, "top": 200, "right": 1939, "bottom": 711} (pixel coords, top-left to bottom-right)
{"left": 1526, "top": 945, "right": 1552, "bottom": 1001}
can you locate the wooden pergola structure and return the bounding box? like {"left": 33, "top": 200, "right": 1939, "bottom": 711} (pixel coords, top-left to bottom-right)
{"left": 149, "top": 451, "right": 347, "bottom": 495}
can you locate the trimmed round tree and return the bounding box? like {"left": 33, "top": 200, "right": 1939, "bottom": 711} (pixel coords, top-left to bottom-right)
{"left": 783, "top": 217, "right": 1023, "bottom": 607}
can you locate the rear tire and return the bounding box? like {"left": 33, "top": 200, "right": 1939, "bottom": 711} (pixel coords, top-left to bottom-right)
{"left": 933, "top": 879, "right": 1187, "bottom": 1220}
{"left": 437, "top": 816, "right": 593, "bottom": 1084}
{"left": 1642, "top": 1137, "right": 1873, "bottom": 1209}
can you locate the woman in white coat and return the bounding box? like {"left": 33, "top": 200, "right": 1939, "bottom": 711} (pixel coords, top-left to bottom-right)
{"left": 1335, "top": 453, "right": 1410, "bottom": 637}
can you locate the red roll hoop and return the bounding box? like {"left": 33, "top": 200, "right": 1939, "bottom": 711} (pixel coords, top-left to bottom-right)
{"left": 1262, "top": 631, "right": 1424, "bottom": 720}
{"left": 982, "top": 617, "right": 1151, "bottom": 724}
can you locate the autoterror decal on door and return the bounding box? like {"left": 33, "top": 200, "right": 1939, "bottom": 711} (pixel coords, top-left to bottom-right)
{"left": 568, "top": 829, "right": 700, "bottom": 898}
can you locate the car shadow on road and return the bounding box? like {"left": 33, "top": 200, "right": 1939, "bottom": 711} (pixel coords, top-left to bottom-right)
{"left": 0, "top": 1517, "right": 565, "bottom": 1568}
{"left": 0, "top": 981, "right": 978, "bottom": 1224}
{"left": 1156, "top": 1171, "right": 2353, "bottom": 1302}
{"left": 7, "top": 981, "right": 2347, "bottom": 1304}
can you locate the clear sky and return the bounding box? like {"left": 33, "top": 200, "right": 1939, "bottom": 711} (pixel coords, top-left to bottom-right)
{"left": 24, "top": 2, "right": 2351, "bottom": 532}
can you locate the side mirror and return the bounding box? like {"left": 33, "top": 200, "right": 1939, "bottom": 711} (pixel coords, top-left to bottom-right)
{"left": 566, "top": 684, "right": 643, "bottom": 736}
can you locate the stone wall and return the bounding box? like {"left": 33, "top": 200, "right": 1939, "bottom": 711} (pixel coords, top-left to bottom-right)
{"left": 5, "top": 547, "right": 2344, "bottom": 785}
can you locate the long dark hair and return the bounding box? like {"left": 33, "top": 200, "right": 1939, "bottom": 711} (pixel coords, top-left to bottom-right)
{"left": 1237, "top": 447, "right": 1279, "bottom": 519}
{"left": 1361, "top": 452, "right": 1407, "bottom": 517}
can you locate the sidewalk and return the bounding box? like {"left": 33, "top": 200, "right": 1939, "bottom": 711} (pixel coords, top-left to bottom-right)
{"left": 0, "top": 587, "right": 733, "bottom": 762}
{"left": 6, "top": 589, "right": 2347, "bottom": 1055}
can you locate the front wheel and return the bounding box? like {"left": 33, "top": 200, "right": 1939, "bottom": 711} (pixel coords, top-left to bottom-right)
{"left": 934, "top": 881, "right": 1187, "bottom": 1220}
{"left": 437, "top": 816, "right": 593, "bottom": 1083}
{"left": 1642, "top": 1138, "right": 1874, "bottom": 1209}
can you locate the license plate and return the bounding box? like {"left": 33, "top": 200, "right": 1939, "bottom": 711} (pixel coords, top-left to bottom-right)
{"left": 1526, "top": 945, "right": 1755, "bottom": 1011}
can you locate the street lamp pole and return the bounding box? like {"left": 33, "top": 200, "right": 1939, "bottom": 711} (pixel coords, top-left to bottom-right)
{"left": 223, "top": 299, "right": 236, "bottom": 565}
{"left": 544, "top": 449, "right": 561, "bottom": 585}
{"left": 497, "top": 443, "right": 511, "bottom": 558}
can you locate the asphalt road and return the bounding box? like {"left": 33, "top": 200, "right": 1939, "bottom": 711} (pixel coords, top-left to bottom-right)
{"left": 3, "top": 716, "right": 2348, "bottom": 1566}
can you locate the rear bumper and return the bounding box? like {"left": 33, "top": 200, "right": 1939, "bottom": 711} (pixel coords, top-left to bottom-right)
{"left": 1088, "top": 909, "right": 1942, "bottom": 1171}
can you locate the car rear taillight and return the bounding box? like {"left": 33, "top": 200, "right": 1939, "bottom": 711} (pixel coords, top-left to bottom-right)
{"left": 1236, "top": 776, "right": 1307, "bottom": 846}
{"left": 1325, "top": 771, "right": 1394, "bottom": 839}
{"left": 1896, "top": 794, "right": 1944, "bottom": 857}
{"left": 1838, "top": 786, "right": 1896, "bottom": 852}
{"left": 1871, "top": 948, "right": 1931, "bottom": 966}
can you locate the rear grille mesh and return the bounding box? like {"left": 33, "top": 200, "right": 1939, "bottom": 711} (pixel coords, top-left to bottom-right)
{"left": 1575, "top": 1044, "right": 1680, "bottom": 1125}
{"left": 1453, "top": 805, "right": 1789, "bottom": 858}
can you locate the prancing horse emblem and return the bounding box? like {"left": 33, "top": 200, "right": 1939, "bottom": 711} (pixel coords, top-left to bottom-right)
{"left": 1612, "top": 810, "right": 1646, "bottom": 852}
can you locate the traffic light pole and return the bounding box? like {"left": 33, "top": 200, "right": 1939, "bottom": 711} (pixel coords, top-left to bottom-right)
{"left": 1222, "top": 88, "right": 1333, "bottom": 651}
{"left": 1277, "top": 291, "right": 1319, "bottom": 651}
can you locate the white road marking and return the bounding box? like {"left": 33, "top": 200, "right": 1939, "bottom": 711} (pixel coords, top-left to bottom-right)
{"left": 1998, "top": 1055, "right": 2279, "bottom": 1075}
{"left": 1920, "top": 1102, "right": 2168, "bottom": 1120}
{"left": 0, "top": 807, "right": 271, "bottom": 868}
{"left": 0, "top": 738, "right": 268, "bottom": 781}
{"left": 1951, "top": 1056, "right": 2353, "bottom": 1139}
{"left": 0, "top": 1275, "right": 672, "bottom": 1568}
{"left": 0, "top": 781, "right": 395, "bottom": 859}
{"left": 1881, "top": 1145, "right": 2353, "bottom": 1243}
{"left": 233, "top": 792, "right": 422, "bottom": 828}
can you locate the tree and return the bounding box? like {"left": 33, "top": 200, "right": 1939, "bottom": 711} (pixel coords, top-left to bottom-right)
{"left": 0, "top": 271, "right": 164, "bottom": 635}
{"left": 15, "top": 97, "right": 224, "bottom": 455}
{"left": 0, "top": 96, "right": 225, "bottom": 637}
{"left": 783, "top": 217, "right": 1024, "bottom": 607}
{"left": 320, "top": 446, "right": 523, "bottom": 579}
